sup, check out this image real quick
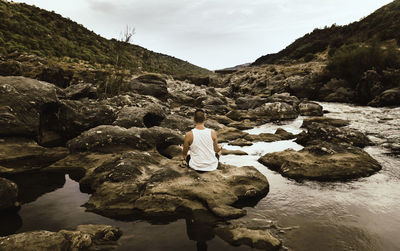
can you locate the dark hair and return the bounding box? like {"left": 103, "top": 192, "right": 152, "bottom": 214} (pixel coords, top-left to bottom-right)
{"left": 194, "top": 109, "right": 206, "bottom": 123}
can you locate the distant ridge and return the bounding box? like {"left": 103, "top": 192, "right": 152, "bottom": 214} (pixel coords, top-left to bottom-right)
{"left": 0, "top": 0, "right": 210, "bottom": 76}
{"left": 253, "top": 0, "right": 400, "bottom": 65}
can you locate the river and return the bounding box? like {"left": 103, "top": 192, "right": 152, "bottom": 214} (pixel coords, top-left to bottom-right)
{"left": 2, "top": 102, "right": 400, "bottom": 250}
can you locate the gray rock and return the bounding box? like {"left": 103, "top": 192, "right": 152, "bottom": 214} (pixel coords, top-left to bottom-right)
{"left": 297, "top": 101, "right": 323, "bottom": 116}
{"left": 368, "top": 88, "right": 400, "bottom": 107}
{"left": 49, "top": 150, "right": 269, "bottom": 220}
{"left": 64, "top": 83, "right": 97, "bottom": 100}
{"left": 301, "top": 117, "right": 349, "bottom": 128}
{"left": 0, "top": 76, "right": 60, "bottom": 137}
{"left": 0, "top": 138, "right": 68, "bottom": 174}
{"left": 113, "top": 104, "right": 166, "bottom": 128}
{"left": 250, "top": 102, "right": 298, "bottom": 122}
{"left": 258, "top": 141, "right": 382, "bottom": 181}
{"left": 0, "top": 224, "right": 121, "bottom": 251}
{"left": 0, "top": 177, "right": 19, "bottom": 211}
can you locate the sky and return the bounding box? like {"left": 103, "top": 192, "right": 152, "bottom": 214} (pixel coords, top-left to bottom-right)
{"left": 12, "top": 0, "right": 393, "bottom": 70}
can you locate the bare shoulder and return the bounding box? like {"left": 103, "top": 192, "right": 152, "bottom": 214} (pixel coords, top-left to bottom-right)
{"left": 210, "top": 129, "right": 217, "bottom": 139}
{"left": 185, "top": 131, "right": 193, "bottom": 139}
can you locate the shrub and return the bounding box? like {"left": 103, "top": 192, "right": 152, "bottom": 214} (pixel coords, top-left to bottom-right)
{"left": 304, "top": 53, "right": 315, "bottom": 62}
{"left": 326, "top": 43, "right": 400, "bottom": 86}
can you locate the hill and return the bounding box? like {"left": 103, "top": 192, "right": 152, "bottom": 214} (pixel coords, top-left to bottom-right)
{"left": 0, "top": 0, "right": 210, "bottom": 76}
{"left": 253, "top": 0, "right": 400, "bottom": 65}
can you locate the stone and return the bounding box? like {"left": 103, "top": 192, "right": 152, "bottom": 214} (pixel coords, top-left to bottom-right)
{"left": 297, "top": 122, "right": 371, "bottom": 147}
{"left": 64, "top": 83, "right": 97, "bottom": 100}
{"left": 0, "top": 177, "right": 19, "bottom": 211}
{"left": 227, "top": 120, "right": 256, "bottom": 130}
{"left": 221, "top": 149, "right": 248, "bottom": 156}
{"left": 250, "top": 102, "right": 298, "bottom": 122}
{"left": 368, "top": 88, "right": 400, "bottom": 107}
{"left": 235, "top": 96, "right": 267, "bottom": 110}
{"left": 230, "top": 139, "right": 253, "bottom": 147}
{"left": 297, "top": 101, "right": 323, "bottom": 116}
{"left": 258, "top": 141, "right": 381, "bottom": 181}
{"left": 49, "top": 151, "right": 269, "bottom": 220}
{"left": 67, "top": 125, "right": 183, "bottom": 154}
{"left": 215, "top": 226, "right": 281, "bottom": 250}
{"left": 123, "top": 74, "right": 169, "bottom": 101}
{"left": 217, "top": 127, "right": 249, "bottom": 142}
{"left": 160, "top": 114, "right": 193, "bottom": 133}
{"left": 301, "top": 117, "right": 349, "bottom": 128}
{"left": 113, "top": 104, "right": 166, "bottom": 128}
{"left": 0, "top": 76, "right": 61, "bottom": 138}
{"left": 0, "top": 225, "right": 121, "bottom": 251}
{"left": 0, "top": 138, "right": 68, "bottom": 174}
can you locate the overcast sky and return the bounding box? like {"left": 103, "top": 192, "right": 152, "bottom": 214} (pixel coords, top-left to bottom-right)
{"left": 13, "top": 0, "right": 392, "bottom": 70}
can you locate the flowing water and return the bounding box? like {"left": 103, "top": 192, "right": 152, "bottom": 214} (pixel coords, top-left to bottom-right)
{"left": 2, "top": 102, "right": 400, "bottom": 250}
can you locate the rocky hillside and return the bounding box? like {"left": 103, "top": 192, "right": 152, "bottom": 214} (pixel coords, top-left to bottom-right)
{"left": 0, "top": 0, "right": 210, "bottom": 76}
{"left": 253, "top": 0, "right": 400, "bottom": 65}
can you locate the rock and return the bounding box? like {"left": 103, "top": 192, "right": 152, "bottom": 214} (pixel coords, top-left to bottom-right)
{"left": 38, "top": 99, "right": 117, "bottom": 146}
{"left": 221, "top": 149, "right": 248, "bottom": 156}
{"left": 113, "top": 104, "right": 166, "bottom": 128}
{"left": 0, "top": 224, "right": 121, "bottom": 251}
{"left": 158, "top": 145, "right": 182, "bottom": 159}
{"left": 0, "top": 138, "right": 68, "bottom": 174}
{"left": 49, "top": 151, "right": 269, "bottom": 220}
{"left": 250, "top": 102, "right": 298, "bottom": 122}
{"left": 244, "top": 133, "right": 282, "bottom": 143}
{"left": 368, "top": 88, "right": 400, "bottom": 107}
{"left": 209, "top": 115, "right": 234, "bottom": 125}
{"left": 274, "top": 128, "right": 295, "bottom": 140}
{"left": 215, "top": 226, "right": 281, "bottom": 250}
{"left": 301, "top": 117, "right": 349, "bottom": 128}
{"left": 230, "top": 139, "right": 253, "bottom": 147}
{"left": 0, "top": 177, "right": 19, "bottom": 211}
{"left": 297, "top": 101, "right": 323, "bottom": 116}
{"left": 37, "top": 66, "right": 74, "bottom": 88}
{"left": 227, "top": 120, "right": 256, "bottom": 130}
{"left": 217, "top": 127, "right": 249, "bottom": 142}
{"left": 235, "top": 96, "right": 267, "bottom": 110}
{"left": 160, "top": 114, "right": 193, "bottom": 133}
{"left": 123, "top": 74, "right": 169, "bottom": 101}
{"left": 0, "top": 76, "right": 61, "bottom": 138}
{"left": 67, "top": 125, "right": 183, "bottom": 154}
{"left": 264, "top": 92, "right": 300, "bottom": 106}
{"left": 64, "top": 83, "right": 97, "bottom": 100}
{"left": 258, "top": 141, "right": 382, "bottom": 181}
{"left": 226, "top": 110, "right": 251, "bottom": 121}
{"left": 297, "top": 122, "right": 371, "bottom": 147}
{"left": 356, "top": 70, "right": 384, "bottom": 105}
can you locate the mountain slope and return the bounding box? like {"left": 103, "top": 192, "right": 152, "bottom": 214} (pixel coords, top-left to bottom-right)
{"left": 0, "top": 0, "right": 210, "bottom": 76}
{"left": 253, "top": 0, "right": 400, "bottom": 65}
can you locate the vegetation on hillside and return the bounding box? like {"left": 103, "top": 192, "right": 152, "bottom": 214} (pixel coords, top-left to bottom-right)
{"left": 253, "top": 0, "right": 400, "bottom": 65}
{"left": 326, "top": 44, "right": 400, "bottom": 86}
{"left": 0, "top": 0, "right": 210, "bottom": 76}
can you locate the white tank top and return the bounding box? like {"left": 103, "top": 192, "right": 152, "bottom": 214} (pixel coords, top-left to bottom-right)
{"left": 189, "top": 128, "right": 218, "bottom": 171}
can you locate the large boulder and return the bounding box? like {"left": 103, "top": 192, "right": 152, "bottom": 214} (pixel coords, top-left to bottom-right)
{"left": 67, "top": 125, "right": 183, "bottom": 154}
{"left": 0, "top": 76, "right": 61, "bottom": 138}
{"left": 123, "top": 74, "right": 169, "bottom": 101}
{"left": 301, "top": 117, "right": 349, "bottom": 128}
{"left": 0, "top": 224, "right": 121, "bottom": 251}
{"left": 113, "top": 104, "right": 166, "bottom": 128}
{"left": 0, "top": 138, "right": 68, "bottom": 174}
{"left": 368, "top": 88, "right": 400, "bottom": 107}
{"left": 235, "top": 96, "right": 267, "bottom": 110}
{"left": 258, "top": 141, "right": 381, "bottom": 181}
{"left": 0, "top": 177, "right": 19, "bottom": 211}
{"left": 297, "top": 101, "right": 323, "bottom": 116}
{"left": 49, "top": 151, "right": 270, "bottom": 220}
{"left": 63, "top": 83, "right": 97, "bottom": 100}
{"left": 250, "top": 102, "right": 298, "bottom": 122}
{"left": 296, "top": 122, "right": 372, "bottom": 147}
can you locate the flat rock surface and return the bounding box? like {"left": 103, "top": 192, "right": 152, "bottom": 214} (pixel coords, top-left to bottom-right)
{"left": 49, "top": 150, "right": 269, "bottom": 220}
{"left": 0, "top": 224, "right": 121, "bottom": 251}
{"left": 258, "top": 141, "right": 381, "bottom": 181}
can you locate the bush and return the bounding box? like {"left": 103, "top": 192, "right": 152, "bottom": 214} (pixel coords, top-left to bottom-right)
{"left": 326, "top": 43, "right": 400, "bottom": 86}
{"left": 304, "top": 53, "right": 315, "bottom": 62}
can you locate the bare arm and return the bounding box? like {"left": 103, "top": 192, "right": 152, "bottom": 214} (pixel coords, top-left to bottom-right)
{"left": 211, "top": 130, "right": 222, "bottom": 153}
{"left": 182, "top": 131, "right": 193, "bottom": 160}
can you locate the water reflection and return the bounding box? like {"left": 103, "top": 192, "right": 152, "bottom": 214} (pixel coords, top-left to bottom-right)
{"left": 185, "top": 218, "right": 215, "bottom": 251}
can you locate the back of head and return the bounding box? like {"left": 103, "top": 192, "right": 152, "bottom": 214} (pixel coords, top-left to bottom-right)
{"left": 194, "top": 109, "right": 206, "bottom": 123}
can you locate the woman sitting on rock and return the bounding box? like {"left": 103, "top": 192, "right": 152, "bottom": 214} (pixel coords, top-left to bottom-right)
{"left": 181, "top": 109, "right": 222, "bottom": 172}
